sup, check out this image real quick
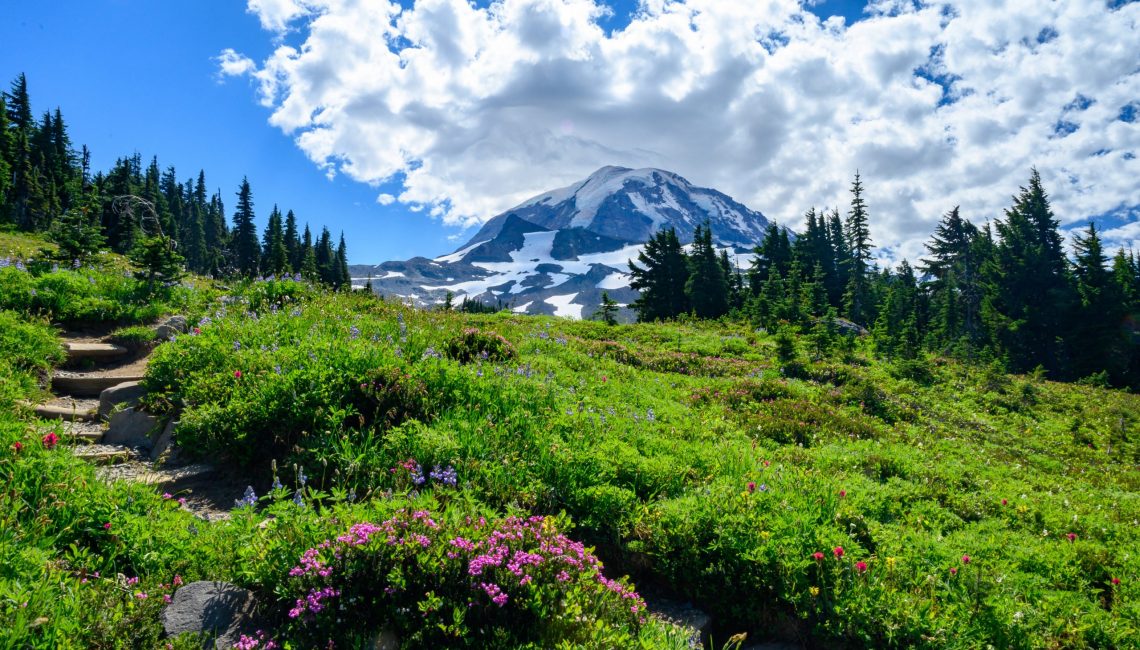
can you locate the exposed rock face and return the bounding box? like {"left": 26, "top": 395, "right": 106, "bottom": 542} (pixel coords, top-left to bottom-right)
{"left": 104, "top": 407, "right": 162, "bottom": 447}
{"left": 155, "top": 315, "right": 188, "bottom": 341}
{"left": 161, "top": 581, "right": 260, "bottom": 650}
{"left": 352, "top": 166, "right": 771, "bottom": 321}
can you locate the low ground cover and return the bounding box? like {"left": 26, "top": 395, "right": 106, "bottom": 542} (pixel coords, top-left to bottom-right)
{"left": 1, "top": 257, "right": 1137, "bottom": 648}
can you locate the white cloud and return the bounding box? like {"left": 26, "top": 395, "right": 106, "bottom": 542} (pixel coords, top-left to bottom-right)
{"left": 216, "top": 48, "right": 257, "bottom": 78}
{"left": 377, "top": 193, "right": 396, "bottom": 205}
{"left": 225, "top": 0, "right": 1140, "bottom": 263}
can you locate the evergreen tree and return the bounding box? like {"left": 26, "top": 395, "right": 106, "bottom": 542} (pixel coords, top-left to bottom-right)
{"left": 336, "top": 232, "right": 350, "bottom": 288}
{"left": 261, "top": 204, "right": 289, "bottom": 276}
{"left": 284, "top": 209, "right": 301, "bottom": 271}
{"left": 685, "top": 223, "right": 730, "bottom": 319}
{"left": 46, "top": 187, "right": 104, "bottom": 264}
{"left": 315, "top": 227, "right": 336, "bottom": 284}
{"left": 596, "top": 291, "right": 619, "bottom": 325}
{"left": 749, "top": 223, "right": 792, "bottom": 295}
{"left": 628, "top": 226, "right": 690, "bottom": 321}
{"left": 982, "top": 169, "right": 1073, "bottom": 374}
{"left": 1070, "top": 223, "right": 1124, "bottom": 381}
{"left": 827, "top": 208, "right": 848, "bottom": 306}
{"left": 843, "top": 172, "right": 874, "bottom": 325}
{"left": 921, "top": 206, "right": 982, "bottom": 344}
{"left": 231, "top": 177, "right": 261, "bottom": 277}
{"left": 0, "top": 96, "right": 11, "bottom": 216}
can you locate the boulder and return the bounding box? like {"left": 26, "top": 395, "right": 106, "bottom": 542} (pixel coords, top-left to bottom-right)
{"left": 150, "top": 419, "right": 176, "bottom": 460}
{"left": 155, "top": 315, "right": 188, "bottom": 341}
{"left": 104, "top": 407, "right": 161, "bottom": 448}
{"left": 161, "top": 581, "right": 260, "bottom": 650}
{"left": 98, "top": 380, "right": 146, "bottom": 420}
{"left": 645, "top": 596, "right": 710, "bottom": 649}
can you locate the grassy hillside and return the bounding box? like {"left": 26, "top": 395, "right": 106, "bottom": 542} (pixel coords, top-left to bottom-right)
{"left": 1, "top": 255, "right": 1137, "bottom": 648}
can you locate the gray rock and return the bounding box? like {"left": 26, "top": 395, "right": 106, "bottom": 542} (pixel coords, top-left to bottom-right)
{"left": 104, "top": 407, "right": 161, "bottom": 448}
{"left": 161, "top": 581, "right": 260, "bottom": 650}
{"left": 368, "top": 629, "right": 400, "bottom": 650}
{"left": 98, "top": 380, "right": 146, "bottom": 420}
{"left": 155, "top": 315, "right": 188, "bottom": 341}
{"left": 645, "top": 596, "right": 710, "bottom": 650}
{"left": 150, "top": 419, "right": 176, "bottom": 460}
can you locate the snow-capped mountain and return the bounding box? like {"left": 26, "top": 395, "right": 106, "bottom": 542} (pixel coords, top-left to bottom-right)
{"left": 350, "top": 166, "right": 771, "bottom": 319}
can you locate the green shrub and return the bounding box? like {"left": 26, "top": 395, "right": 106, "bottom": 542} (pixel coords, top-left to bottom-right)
{"left": 444, "top": 327, "right": 517, "bottom": 364}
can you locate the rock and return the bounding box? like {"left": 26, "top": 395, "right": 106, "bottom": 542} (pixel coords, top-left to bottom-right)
{"left": 645, "top": 596, "right": 711, "bottom": 649}
{"left": 161, "top": 581, "right": 260, "bottom": 650}
{"left": 98, "top": 381, "right": 147, "bottom": 420}
{"left": 104, "top": 407, "right": 161, "bottom": 448}
{"left": 367, "top": 629, "right": 400, "bottom": 650}
{"left": 832, "top": 317, "right": 868, "bottom": 336}
{"left": 149, "top": 419, "right": 176, "bottom": 460}
{"left": 155, "top": 315, "right": 188, "bottom": 341}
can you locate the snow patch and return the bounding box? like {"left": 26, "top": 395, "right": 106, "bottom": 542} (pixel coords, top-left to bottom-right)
{"left": 512, "top": 301, "right": 533, "bottom": 314}
{"left": 545, "top": 293, "right": 583, "bottom": 319}
{"left": 596, "top": 272, "right": 630, "bottom": 290}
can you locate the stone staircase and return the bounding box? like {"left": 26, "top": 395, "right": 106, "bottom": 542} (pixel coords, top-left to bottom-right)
{"left": 33, "top": 340, "right": 147, "bottom": 464}
{"left": 29, "top": 320, "right": 248, "bottom": 520}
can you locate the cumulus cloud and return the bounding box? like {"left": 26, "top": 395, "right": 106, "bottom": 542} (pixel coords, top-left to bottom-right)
{"left": 221, "top": 0, "right": 1140, "bottom": 262}
{"left": 216, "top": 48, "right": 257, "bottom": 78}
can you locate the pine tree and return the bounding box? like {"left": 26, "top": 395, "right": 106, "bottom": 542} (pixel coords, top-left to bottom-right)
{"left": 315, "top": 227, "right": 336, "bottom": 285}
{"left": 0, "top": 96, "right": 11, "bottom": 217}
{"left": 843, "top": 172, "right": 874, "bottom": 325}
{"left": 827, "top": 207, "right": 848, "bottom": 306}
{"left": 46, "top": 187, "right": 104, "bottom": 263}
{"left": 628, "top": 226, "right": 690, "bottom": 321}
{"left": 685, "top": 223, "right": 730, "bottom": 319}
{"left": 231, "top": 177, "right": 261, "bottom": 277}
{"left": 749, "top": 223, "right": 792, "bottom": 295}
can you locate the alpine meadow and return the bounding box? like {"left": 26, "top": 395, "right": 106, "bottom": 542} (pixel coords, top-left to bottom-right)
{"left": 1, "top": 1, "right": 1139, "bottom": 649}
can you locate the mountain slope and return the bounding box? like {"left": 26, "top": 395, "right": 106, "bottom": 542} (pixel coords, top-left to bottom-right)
{"left": 352, "top": 166, "right": 771, "bottom": 319}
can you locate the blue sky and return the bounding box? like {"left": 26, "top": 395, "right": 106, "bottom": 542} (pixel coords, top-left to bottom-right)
{"left": 2, "top": 1, "right": 1137, "bottom": 264}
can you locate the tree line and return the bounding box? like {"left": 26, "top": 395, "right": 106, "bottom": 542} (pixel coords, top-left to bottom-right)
{"left": 0, "top": 73, "right": 350, "bottom": 287}
{"left": 629, "top": 171, "right": 1140, "bottom": 389}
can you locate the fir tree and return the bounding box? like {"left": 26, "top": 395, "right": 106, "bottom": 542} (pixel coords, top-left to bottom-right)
{"left": 628, "top": 227, "right": 689, "bottom": 321}
{"left": 284, "top": 209, "right": 301, "bottom": 271}
{"left": 921, "top": 206, "right": 982, "bottom": 343}
{"left": 596, "top": 291, "right": 620, "bottom": 325}
{"left": 262, "top": 204, "right": 289, "bottom": 276}
{"left": 982, "top": 169, "right": 1073, "bottom": 374}
{"left": 336, "top": 232, "right": 350, "bottom": 289}
{"left": 1070, "top": 223, "right": 1123, "bottom": 381}
{"left": 685, "top": 223, "right": 730, "bottom": 319}
{"left": 231, "top": 177, "right": 261, "bottom": 277}
{"left": 843, "top": 172, "right": 874, "bottom": 325}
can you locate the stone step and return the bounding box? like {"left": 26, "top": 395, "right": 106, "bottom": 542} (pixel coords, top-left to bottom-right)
{"left": 73, "top": 444, "right": 131, "bottom": 465}
{"left": 64, "top": 342, "right": 129, "bottom": 363}
{"left": 52, "top": 374, "right": 146, "bottom": 397}
{"left": 30, "top": 402, "right": 97, "bottom": 422}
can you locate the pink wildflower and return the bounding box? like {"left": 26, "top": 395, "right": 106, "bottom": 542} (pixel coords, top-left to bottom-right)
{"left": 234, "top": 370, "right": 242, "bottom": 379}
{"left": 961, "top": 555, "right": 971, "bottom": 564}
{"left": 103, "top": 522, "right": 112, "bottom": 530}
{"left": 746, "top": 481, "right": 756, "bottom": 493}
{"left": 833, "top": 546, "right": 844, "bottom": 559}
{"left": 42, "top": 432, "right": 59, "bottom": 449}
{"left": 812, "top": 552, "right": 825, "bottom": 562}
{"left": 12, "top": 441, "right": 22, "bottom": 453}
{"left": 855, "top": 561, "right": 868, "bottom": 574}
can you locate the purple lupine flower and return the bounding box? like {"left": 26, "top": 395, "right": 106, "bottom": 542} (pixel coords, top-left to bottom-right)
{"left": 234, "top": 485, "right": 257, "bottom": 509}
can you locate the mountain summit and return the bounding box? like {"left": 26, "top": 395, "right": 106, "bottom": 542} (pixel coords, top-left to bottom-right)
{"left": 350, "top": 166, "right": 771, "bottom": 319}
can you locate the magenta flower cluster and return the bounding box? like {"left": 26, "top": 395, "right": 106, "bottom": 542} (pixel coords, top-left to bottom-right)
{"left": 281, "top": 509, "right": 648, "bottom": 634}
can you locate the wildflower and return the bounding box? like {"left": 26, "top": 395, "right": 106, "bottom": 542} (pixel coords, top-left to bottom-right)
{"left": 809, "top": 586, "right": 820, "bottom": 597}
{"left": 173, "top": 575, "right": 183, "bottom": 586}
{"left": 162, "top": 492, "right": 172, "bottom": 499}
{"left": 950, "top": 567, "right": 958, "bottom": 575}
{"left": 839, "top": 489, "right": 847, "bottom": 498}
{"left": 293, "top": 490, "right": 306, "bottom": 508}
{"left": 1001, "top": 498, "right": 1008, "bottom": 506}
{"left": 178, "top": 497, "right": 187, "bottom": 506}
{"left": 298, "top": 467, "right": 307, "bottom": 486}
{"left": 127, "top": 577, "right": 139, "bottom": 585}
{"left": 758, "top": 483, "right": 769, "bottom": 492}
{"left": 233, "top": 341, "right": 241, "bottom": 351}
{"left": 11, "top": 441, "right": 22, "bottom": 453}
{"left": 1067, "top": 532, "right": 1077, "bottom": 542}
{"left": 42, "top": 432, "right": 59, "bottom": 449}
{"left": 192, "top": 327, "right": 201, "bottom": 335}
{"left": 430, "top": 465, "right": 458, "bottom": 486}
{"left": 349, "top": 326, "right": 360, "bottom": 340}
{"left": 961, "top": 555, "right": 971, "bottom": 564}
{"left": 746, "top": 481, "right": 756, "bottom": 493}
{"left": 272, "top": 476, "right": 283, "bottom": 491}
{"left": 646, "top": 408, "right": 655, "bottom": 422}
{"left": 856, "top": 561, "right": 868, "bottom": 574}
{"left": 103, "top": 522, "right": 112, "bottom": 530}
{"left": 163, "top": 594, "right": 172, "bottom": 604}
{"left": 812, "top": 552, "right": 825, "bottom": 562}
{"left": 234, "top": 486, "right": 258, "bottom": 509}
{"left": 833, "top": 546, "right": 844, "bottom": 559}
{"left": 1112, "top": 577, "right": 1121, "bottom": 586}
{"left": 234, "top": 370, "right": 242, "bottom": 379}
{"left": 135, "top": 592, "right": 148, "bottom": 600}
{"left": 886, "top": 556, "right": 897, "bottom": 570}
